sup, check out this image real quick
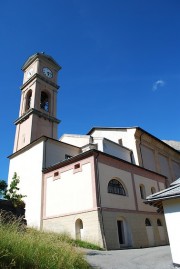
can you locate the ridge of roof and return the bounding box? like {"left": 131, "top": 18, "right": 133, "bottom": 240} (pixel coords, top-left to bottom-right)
{"left": 22, "top": 52, "right": 61, "bottom": 70}
{"left": 87, "top": 126, "right": 180, "bottom": 154}
{"left": 87, "top": 126, "right": 138, "bottom": 134}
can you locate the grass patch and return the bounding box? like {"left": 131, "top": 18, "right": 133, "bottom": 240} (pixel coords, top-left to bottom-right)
{"left": 73, "top": 239, "right": 103, "bottom": 250}
{"left": 0, "top": 216, "right": 93, "bottom": 269}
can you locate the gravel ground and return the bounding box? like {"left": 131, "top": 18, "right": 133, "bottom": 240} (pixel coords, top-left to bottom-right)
{"left": 85, "top": 246, "right": 175, "bottom": 269}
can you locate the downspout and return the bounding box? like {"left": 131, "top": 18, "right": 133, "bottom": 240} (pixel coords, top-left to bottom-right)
{"left": 139, "top": 131, "right": 144, "bottom": 167}
{"left": 94, "top": 152, "right": 107, "bottom": 249}
{"left": 40, "top": 137, "right": 49, "bottom": 230}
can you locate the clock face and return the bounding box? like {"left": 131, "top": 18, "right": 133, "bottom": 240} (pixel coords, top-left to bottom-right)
{"left": 42, "top": 67, "right": 53, "bottom": 78}
{"left": 27, "top": 68, "right": 33, "bottom": 79}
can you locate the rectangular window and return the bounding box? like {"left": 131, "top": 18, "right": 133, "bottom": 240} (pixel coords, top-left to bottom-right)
{"left": 53, "top": 171, "right": 60, "bottom": 180}
{"left": 73, "top": 163, "right": 82, "bottom": 173}
{"left": 54, "top": 171, "right": 59, "bottom": 177}
{"left": 74, "top": 163, "right": 80, "bottom": 169}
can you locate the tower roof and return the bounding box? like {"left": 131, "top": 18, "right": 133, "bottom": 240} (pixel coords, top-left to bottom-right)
{"left": 22, "top": 52, "right": 61, "bottom": 70}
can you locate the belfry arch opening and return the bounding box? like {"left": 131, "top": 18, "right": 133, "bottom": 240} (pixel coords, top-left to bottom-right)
{"left": 40, "top": 91, "right": 49, "bottom": 112}
{"left": 25, "top": 90, "right": 32, "bottom": 111}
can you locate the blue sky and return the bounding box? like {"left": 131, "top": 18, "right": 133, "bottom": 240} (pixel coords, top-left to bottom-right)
{"left": 1, "top": 0, "right": 180, "bottom": 179}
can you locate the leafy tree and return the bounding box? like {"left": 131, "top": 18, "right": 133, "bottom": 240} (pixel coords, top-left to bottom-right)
{"left": 0, "top": 173, "right": 26, "bottom": 207}
{"left": 0, "top": 180, "right": 7, "bottom": 198}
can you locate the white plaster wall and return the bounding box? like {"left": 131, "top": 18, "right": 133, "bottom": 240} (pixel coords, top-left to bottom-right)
{"left": 103, "top": 139, "right": 131, "bottom": 163}
{"left": 90, "top": 129, "right": 138, "bottom": 164}
{"left": 60, "top": 134, "right": 91, "bottom": 147}
{"left": 93, "top": 138, "right": 131, "bottom": 162}
{"left": 98, "top": 163, "right": 136, "bottom": 210}
{"left": 45, "top": 139, "right": 80, "bottom": 167}
{"left": 60, "top": 134, "right": 132, "bottom": 163}
{"left": 8, "top": 142, "right": 44, "bottom": 228}
{"left": 93, "top": 138, "right": 104, "bottom": 152}
{"left": 45, "top": 163, "right": 94, "bottom": 217}
{"left": 163, "top": 198, "right": 180, "bottom": 265}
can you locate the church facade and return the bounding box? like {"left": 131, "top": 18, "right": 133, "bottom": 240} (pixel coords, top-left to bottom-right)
{"left": 8, "top": 53, "right": 180, "bottom": 249}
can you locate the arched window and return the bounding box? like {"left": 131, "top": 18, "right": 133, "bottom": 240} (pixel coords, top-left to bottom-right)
{"left": 40, "top": 91, "right": 49, "bottom": 112}
{"left": 25, "top": 90, "right": 32, "bottom": 111}
{"left": 139, "top": 184, "right": 146, "bottom": 199}
{"left": 151, "top": 187, "right": 156, "bottom": 194}
{"left": 157, "top": 219, "right": 162, "bottom": 226}
{"left": 108, "top": 179, "right": 126, "bottom": 196}
{"left": 145, "top": 218, "right": 151, "bottom": 226}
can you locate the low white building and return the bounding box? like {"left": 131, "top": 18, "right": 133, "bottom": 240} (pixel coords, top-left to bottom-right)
{"left": 146, "top": 178, "right": 180, "bottom": 267}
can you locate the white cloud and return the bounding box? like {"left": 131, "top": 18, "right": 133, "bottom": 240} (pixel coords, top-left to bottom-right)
{"left": 152, "top": 80, "right": 165, "bottom": 91}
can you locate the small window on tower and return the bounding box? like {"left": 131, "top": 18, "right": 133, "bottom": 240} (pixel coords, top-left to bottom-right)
{"left": 40, "top": 91, "right": 49, "bottom": 112}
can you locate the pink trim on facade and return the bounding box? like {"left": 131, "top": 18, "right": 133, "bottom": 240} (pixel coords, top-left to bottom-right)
{"left": 42, "top": 206, "right": 160, "bottom": 220}
{"left": 44, "top": 156, "right": 91, "bottom": 178}
{"left": 91, "top": 155, "right": 98, "bottom": 208}
{"left": 98, "top": 154, "right": 166, "bottom": 183}
{"left": 43, "top": 174, "right": 47, "bottom": 219}
{"left": 131, "top": 172, "right": 138, "bottom": 210}
{"left": 43, "top": 208, "right": 99, "bottom": 220}
{"left": 40, "top": 174, "right": 45, "bottom": 230}
{"left": 101, "top": 207, "right": 159, "bottom": 215}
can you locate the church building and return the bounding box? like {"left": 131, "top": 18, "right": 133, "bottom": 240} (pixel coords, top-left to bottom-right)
{"left": 8, "top": 53, "right": 180, "bottom": 249}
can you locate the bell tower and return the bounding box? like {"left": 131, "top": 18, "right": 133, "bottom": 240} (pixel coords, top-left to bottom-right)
{"left": 13, "top": 53, "right": 61, "bottom": 152}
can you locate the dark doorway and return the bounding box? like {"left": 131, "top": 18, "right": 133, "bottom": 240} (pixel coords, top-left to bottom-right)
{"left": 117, "top": 220, "right": 125, "bottom": 244}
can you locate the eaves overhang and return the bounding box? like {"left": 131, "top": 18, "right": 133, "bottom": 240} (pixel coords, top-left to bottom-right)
{"left": 42, "top": 148, "right": 167, "bottom": 182}
{"left": 43, "top": 149, "right": 98, "bottom": 173}
{"left": 145, "top": 195, "right": 180, "bottom": 214}
{"left": 14, "top": 108, "right": 61, "bottom": 125}
{"left": 87, "top": 126, "right": 138, "bottom": 135}
{"left": 145, "top": 180, "right": 180, "bottom": 213}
